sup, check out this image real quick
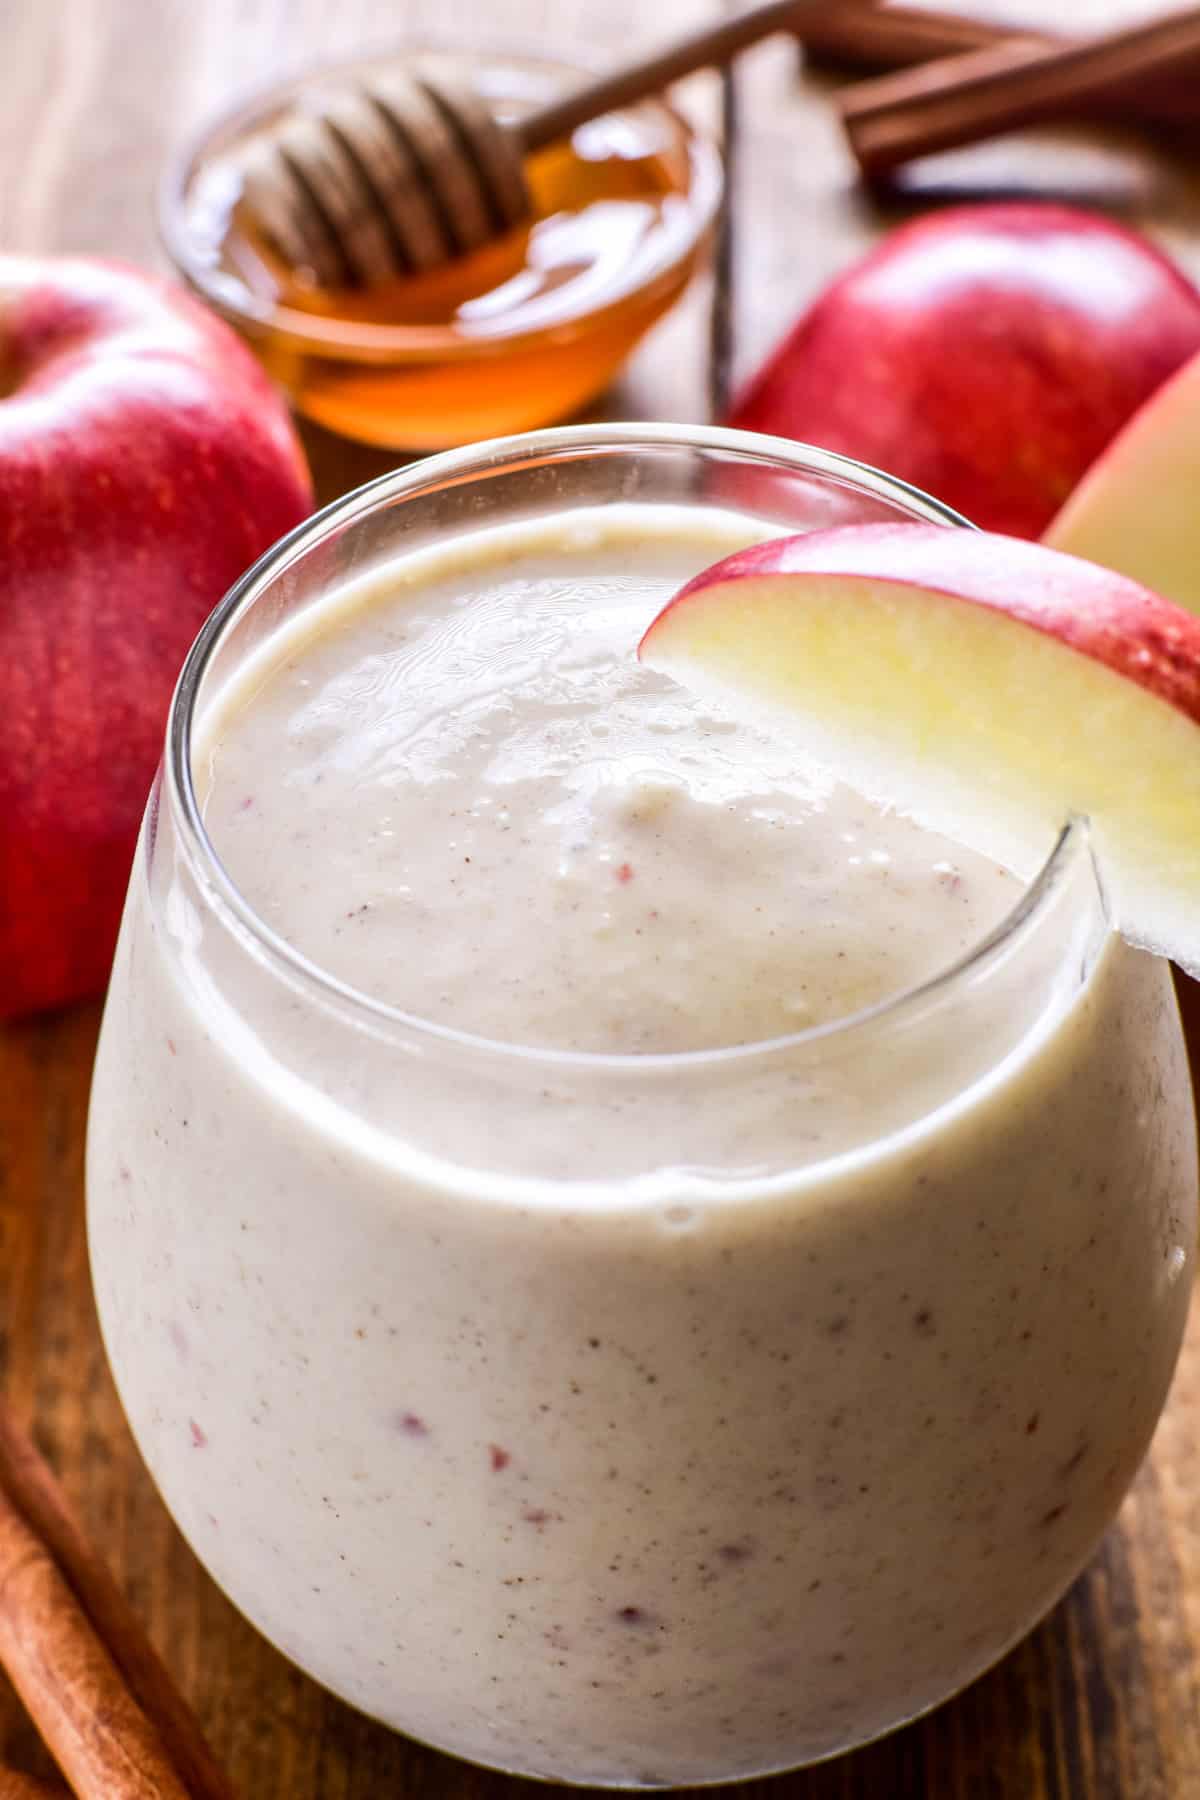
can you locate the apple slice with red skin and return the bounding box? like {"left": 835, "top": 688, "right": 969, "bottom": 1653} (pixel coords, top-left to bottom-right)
{"left": 639, "top": 524, "right": 1200, "bottom": 975}
{"left": 1044, "top": 346, "right": 1200, "bottom": 616}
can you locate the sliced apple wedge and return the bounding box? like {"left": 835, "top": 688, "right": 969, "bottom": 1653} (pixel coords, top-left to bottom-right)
{"left": 639, "top": 524, "right": 1200, "bottom": 974}
{"left": 1045, "top": 347, "right": 1200, "bottom": 615}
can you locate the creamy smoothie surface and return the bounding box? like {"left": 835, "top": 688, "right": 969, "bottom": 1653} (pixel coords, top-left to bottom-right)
{"left": 197, "top": 506, "right": 1020, "bottom": 1052}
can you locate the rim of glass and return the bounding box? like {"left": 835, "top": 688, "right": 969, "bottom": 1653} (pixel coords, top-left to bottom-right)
{"left": 158, "top": 40, "right": 723, "bottom": 358}
{"left": 165, "top": 421, "right": 1096, "bottom": 1074}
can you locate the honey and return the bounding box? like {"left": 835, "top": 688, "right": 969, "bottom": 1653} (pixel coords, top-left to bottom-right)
{"left": 163, "top": 50, "right": 722, "bottom": 450}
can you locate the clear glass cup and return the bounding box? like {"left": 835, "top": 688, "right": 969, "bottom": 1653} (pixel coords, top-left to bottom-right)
{"left": 86, "top": 426, "right": 1197, "bottom": 1787}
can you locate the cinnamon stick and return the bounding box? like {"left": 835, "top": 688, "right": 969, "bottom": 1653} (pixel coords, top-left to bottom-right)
{"left": 0, "top": 1476, "right": 192, "bottom": 1799}
{"left": 0, "top": 1410, "right": 235, "bottom": 1800}
{"left": 837, "top": 5, "right": 1200, "bottom": 179}
{"left": 801, "top": 3, "right": 1200, "bottom": 125}
{"left": 801, "top": 4, "right": 1015, "bottom": 70}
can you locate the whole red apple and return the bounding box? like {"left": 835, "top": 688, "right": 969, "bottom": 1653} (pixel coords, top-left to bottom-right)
{"left": 727, "top": 203, "right": 1200, "bottom": 538}
{"left": 0, "top": 256, "right": 313, "bottom": 1019}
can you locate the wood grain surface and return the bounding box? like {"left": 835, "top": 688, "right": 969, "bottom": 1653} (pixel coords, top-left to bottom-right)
{"left": 4, "top": 1, "right": 1200, "bottom": 1795}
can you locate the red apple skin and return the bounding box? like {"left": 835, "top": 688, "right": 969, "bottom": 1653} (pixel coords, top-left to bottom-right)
{"left": 641, "top": 524, "right": 1200, "bottom": 726}
{"left": 0, "top": 256, "right": 314, "bottom": 1019}
{"left": 726, "top": 204, "right": 1200, "bottom": 539}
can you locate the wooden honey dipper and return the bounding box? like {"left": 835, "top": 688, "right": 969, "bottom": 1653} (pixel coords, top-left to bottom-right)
{"left": 239, "top": 0, "right": 828, "bottom": 288}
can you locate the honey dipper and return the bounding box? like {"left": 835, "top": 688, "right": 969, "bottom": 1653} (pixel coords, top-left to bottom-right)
{"left": 239, "top": 0, "right": 821, "bottom": 288}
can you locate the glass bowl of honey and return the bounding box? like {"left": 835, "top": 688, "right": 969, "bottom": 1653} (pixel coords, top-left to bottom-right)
{"left": 160, "top": 43, "right": 722, "bottom": 450}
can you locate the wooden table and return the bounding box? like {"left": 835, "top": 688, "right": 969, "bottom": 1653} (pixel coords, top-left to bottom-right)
{"left": 5, "top": 1, "right": 1200, "bottom": 1794}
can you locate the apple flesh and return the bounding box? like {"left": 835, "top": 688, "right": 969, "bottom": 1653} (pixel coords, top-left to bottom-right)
{"left": 0, "top": 256, "right": 314, "bottom": 1019}
{"left": 1044, "top": 345, "right": 1200, "bottom": 614}
{"left": 726, "top": 203, "right": 1200, "bottom": 539}
{"left": 640, "top": 524, "right": 1200, "bottom": 975}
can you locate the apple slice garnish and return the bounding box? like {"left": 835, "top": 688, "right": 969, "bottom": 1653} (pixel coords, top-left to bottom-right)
{"left": 638, "top": 524, "right": 1200, "bottom": 975}
{"left": 1044, "top": 346, "right": 1200, "bottom": 616}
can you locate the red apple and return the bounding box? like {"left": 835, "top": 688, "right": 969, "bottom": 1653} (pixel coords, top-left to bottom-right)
{"left": 640, "top": 523, "right": 1200, "bottom": 974}
{"left": 0, "top": 256, "right": 314, "bottom": 1019}
{"left": 727, "top": 203, "right": 1200, "bottom": 538}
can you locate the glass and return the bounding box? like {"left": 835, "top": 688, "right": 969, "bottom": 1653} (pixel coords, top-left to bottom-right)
{"left": 87, "top": 426, "right": 1197, "bottom": 1786}
{"left": 160, "top": 48, "right": 721, "bottom": 449}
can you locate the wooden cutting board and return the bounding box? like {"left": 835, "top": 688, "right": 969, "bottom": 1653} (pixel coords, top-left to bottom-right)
{"left": 4, "top": 2, "right": 1200, "bottom": 1794}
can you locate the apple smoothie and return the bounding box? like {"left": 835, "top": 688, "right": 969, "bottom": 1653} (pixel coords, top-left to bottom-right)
{"left": 87, "top": 446, "right": 1197, "bottom": 1785}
